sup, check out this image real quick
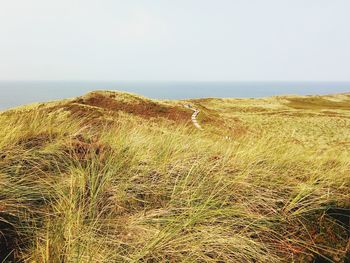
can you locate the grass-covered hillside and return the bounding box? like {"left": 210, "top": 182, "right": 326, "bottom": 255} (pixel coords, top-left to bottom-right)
{"left": 0, "top": 91, "right": 349, "bottom": 262}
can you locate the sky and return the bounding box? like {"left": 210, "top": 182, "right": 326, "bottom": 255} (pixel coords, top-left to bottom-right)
{"left": 0, "top": 0, "right": 349, "bottom": 81}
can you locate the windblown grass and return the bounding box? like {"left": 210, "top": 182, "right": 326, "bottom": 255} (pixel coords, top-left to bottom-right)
{"left": 0, "top": 91, "right": 349, "bottom": 262}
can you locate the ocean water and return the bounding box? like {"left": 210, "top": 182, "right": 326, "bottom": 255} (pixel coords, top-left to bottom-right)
{"left": 0, "top": 81, "right": 349, "bottom": 111}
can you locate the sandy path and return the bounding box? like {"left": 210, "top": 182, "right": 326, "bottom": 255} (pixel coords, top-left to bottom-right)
{"left": 184, "top": 104, "right": 232, "bottom": 141}
{"left": 184, "top": 104, "right": 203, "bottom": 130}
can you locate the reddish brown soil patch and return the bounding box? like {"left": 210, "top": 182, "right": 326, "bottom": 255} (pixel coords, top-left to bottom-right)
{"left": 64, "top": 103, "right": 116, "bottom": 128}
{"left": 64, "top": 103, "right": 104, "bottom": 119}
{"left": 73, "top": 93, "right": 191, "bottom": 122}
{"left": 46, "top": 103, "right": 104, "bottom": 120}
{"left": 17, "top": 132, "right": 56, "bottom": 149}
{"left": 63, "top": 134, "right": 111, "bottom": 161}
{"left": 45, "top": 103, "right": 116, "bottom": 128}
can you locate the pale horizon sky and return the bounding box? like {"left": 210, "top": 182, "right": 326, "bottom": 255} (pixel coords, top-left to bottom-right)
{"left": 0, "top": 0, "right": 349, "bottom": 81}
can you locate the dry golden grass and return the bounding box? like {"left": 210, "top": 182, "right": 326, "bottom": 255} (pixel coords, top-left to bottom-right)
{"left": 0, "top": 91, "right": 349, "bottom": 262}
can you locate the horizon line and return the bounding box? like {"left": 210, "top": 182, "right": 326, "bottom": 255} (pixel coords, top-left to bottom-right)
{"left": 1, "top": 80, "right": 350, "bottom": 83}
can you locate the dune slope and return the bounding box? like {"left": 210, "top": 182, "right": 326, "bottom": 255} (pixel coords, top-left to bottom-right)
{"left": 0, "top": 91, "right": 349, "bottom": 262}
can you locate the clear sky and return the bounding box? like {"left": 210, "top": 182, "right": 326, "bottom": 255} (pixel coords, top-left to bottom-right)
{"left": 0, "top": 0, "right": 349, "bottom": 81}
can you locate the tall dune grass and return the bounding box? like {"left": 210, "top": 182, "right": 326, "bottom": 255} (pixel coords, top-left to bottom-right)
{"left": 0, "top": 94, "right": 349, "bottom": 262}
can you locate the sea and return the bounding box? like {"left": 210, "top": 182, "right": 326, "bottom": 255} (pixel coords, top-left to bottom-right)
{"left": 0, "top": 81, "right": 349, "bottom": 111}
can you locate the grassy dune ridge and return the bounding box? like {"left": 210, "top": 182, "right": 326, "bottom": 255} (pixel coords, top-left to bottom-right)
{"left": 0, "top": 91, "right": 349, "bottom": 262}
